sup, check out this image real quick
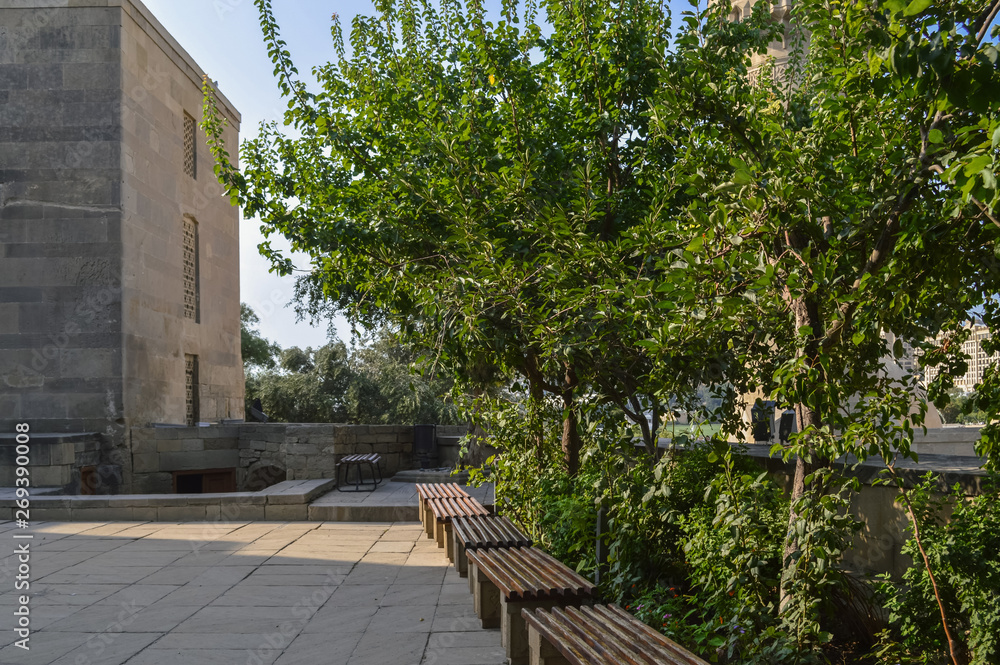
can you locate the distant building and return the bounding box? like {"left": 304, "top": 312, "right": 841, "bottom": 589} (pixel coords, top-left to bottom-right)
{"left": 0, "top": 0, "right": 243, "bottom": 490}
{"left": 924, "top": 322, "right": 999, "bottom": 393}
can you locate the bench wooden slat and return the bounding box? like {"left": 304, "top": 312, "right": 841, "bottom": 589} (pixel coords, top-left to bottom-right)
{"left": 558, "top": 606, "right": 657, "bottom": 665}
{"left": 520, "top": 548, "right": 593, "bottom": 597}
{"left": 594, "top": 605, "right": 708, "bottom": 665}
{"left": 501, "top": 549, "right": 566, "bottom": 600}
{"left": 427, "top": 496, "right": 488, "bottom": 522}
{"left": 522, "top": 604, "right": 709, "bottom": 665}
{"left": 416, "top": 483, "right": 470, "bottom": 500}
{"left": 524, "top": 606, "right": 603, "bottom": 664}
{"left": 453, "top": 515, "right": 531, "bottom": 550}
{"left": 467, "top": 547, "right": 594, "bottom": 602}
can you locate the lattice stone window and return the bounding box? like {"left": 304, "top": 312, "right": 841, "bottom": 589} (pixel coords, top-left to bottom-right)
{"left": 182, "top": 216, "right": 199, "bottom": 322}
{"left": 183, "top": 112, "right": 197, "bottom": 179}
{"left": 185, "top": 354, "right": 199, "bottom": 426}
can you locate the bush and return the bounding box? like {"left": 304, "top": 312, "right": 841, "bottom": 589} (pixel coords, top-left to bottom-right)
{"left": 875, "top": 475, "right": 1000, "bottom": 665}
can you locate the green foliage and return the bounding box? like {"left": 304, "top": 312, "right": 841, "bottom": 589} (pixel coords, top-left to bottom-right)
{"left": 240, "top": 302, "right": 281, "bottom": 371}
{"left": 940, "top": 389, "right": 990, "bottom": 425}
{"left": 875, "top": 474, "right": 1000, "bottom": 665}
{"left": 244, "top": 320, "right": 459, "bottom": 425}
{"left": 247, "top": 342, "right": 353, "bottom": 423}
{"left": 677, "top": 462, "right": 788, "bottom": 635}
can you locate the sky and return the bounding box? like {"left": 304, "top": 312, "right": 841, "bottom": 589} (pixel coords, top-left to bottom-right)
{"left": 141, "top": 0, "right": 380, "bottom": 350}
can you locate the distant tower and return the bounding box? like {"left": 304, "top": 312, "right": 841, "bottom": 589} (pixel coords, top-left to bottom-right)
{"left": 724, "top": 0, "right": 800, "bottom": 81}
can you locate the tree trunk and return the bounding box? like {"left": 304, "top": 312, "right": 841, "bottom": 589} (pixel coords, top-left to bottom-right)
{"left": 779, "top": 294, "right": 824, "bottom": 613}
{"left": 561, "top": 363, "right": 581, "bottom": 475}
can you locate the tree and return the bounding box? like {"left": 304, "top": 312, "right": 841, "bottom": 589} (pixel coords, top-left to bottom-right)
{"left": 241, "top": 302, "right": 281, "bottom": 371}
{"left": 639, "top": 0, "right": 1000, "bottom": 654}
{"left": 204, "top": 0, "right": 699, "bottom": 473}
{"left": 248, "top": 342, "right": 354, "bottom": 422}
{"left": 243, "top": 325, "right": 460, "bottom": 424}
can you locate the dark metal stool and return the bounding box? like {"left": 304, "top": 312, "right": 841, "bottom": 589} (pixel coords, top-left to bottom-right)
{"left": 335, "top": 453, "right": 383, "bottom": 492}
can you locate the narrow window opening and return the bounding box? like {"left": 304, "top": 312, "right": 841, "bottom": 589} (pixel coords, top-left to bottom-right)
{"left": 183, "top": 216, "right": 199, "bottom": 322}
{"left": 185, "top": 354, "right": 199, "bottom": 426}
{"left": 183, "top": 112, "right": 197, "bottom": 179}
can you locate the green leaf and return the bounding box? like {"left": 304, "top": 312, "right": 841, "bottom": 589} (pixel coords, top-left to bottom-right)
{"left": 686, "top": 236, "right": 705, "bottom": 253}
{"left": 928, "top": 128, "right": 944, "bottom": 143}
{"left": 903, "top": 0, "right": 931, "bottom": 16}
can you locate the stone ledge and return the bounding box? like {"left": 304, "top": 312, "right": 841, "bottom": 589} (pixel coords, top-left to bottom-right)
{"left": 0, "top": 478, "right": 337, "bottom": 521}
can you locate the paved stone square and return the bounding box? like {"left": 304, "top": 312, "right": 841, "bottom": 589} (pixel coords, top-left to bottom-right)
{"left": 0, "top": 520, "right": 506, "bottom": 664}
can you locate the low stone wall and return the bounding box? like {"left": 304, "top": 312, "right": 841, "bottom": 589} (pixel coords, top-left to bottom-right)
{"left": 739, "top": 446, "right": 987, "bottom": 578}
{"left": 0, "top": 433, "right": 101, "bottom": 491}
{"left": 127, "top": 423, "right": 415, "bottom": 493}
{"left": 238, "top": 424, "right": 413, "bottom": 487}
{"left": 130, "top": 426, "right": 241, "bottom": 493}
{"left": 0, "top": 479, "right": 334, "bottom": 522}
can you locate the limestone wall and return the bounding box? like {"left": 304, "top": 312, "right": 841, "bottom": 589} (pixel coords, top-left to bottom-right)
{"left": 0, "top": 3, "right": 126, "bottom": 445}
{"left": 0, "top": 1, "right": 243, "bottom": 468}
{"left": 118, "top": 0, "right": 243, "bottom": 429}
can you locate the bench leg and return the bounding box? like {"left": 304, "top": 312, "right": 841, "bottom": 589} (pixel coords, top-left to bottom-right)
{"left": 502, "top": 599, "right": 560, "bottom": 665}
{"left": 470, "top": 561, "right": 501, "bottom": 629}
{"left": 434, "top": 518, "right": 447, "bottom": 549}
{"left": 423, "top": 505, "right": 436, "bottom": 538}
{"left": 528, "top": 624, "right": 572, "bottom": 665}
{"left": 454, "top": 536, "right": 468, "bottom": 578}
{"left": 444, "top": 522, "right": 455, "bottom": 562}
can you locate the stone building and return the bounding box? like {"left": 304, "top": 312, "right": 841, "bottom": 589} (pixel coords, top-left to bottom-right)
{"left": 0, "top": 0, "right": 243, "bottom": 490}
{"left": 924, "top": 321, "right": 1000, "bottom": 393}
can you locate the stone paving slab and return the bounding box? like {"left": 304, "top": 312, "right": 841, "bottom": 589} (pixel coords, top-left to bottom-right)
{"left": 0, "top": 520, "right": 506, "bottom": 665}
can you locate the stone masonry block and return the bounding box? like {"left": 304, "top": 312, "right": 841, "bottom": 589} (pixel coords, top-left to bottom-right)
{"left": 203, "top": 437, "right": 238, "bottom": 451}
{"left": 283, "top": 443, "right": 319, "bottom": 456}
{"left": 130, "top": 436, "right": 157, "bottom": 454}
{"left": 157, "top": 505, "right": 208, "bottom": 521}
{"left": 132, "top": 452, "right": 159, "bottom": 473}
{"left": 132, "top": 507, "right": 159, "bottom": 521}
{"left": 264, "top": 504, "right": 308, "bottom": 521}
{"left": 30, "top": 508, "right": 73, "bottom": 521}
{"left": 73, "top": 507, "right": 135, "bottom": 521}
{"left": 156, "top": 440, "right": 184, "bottom": 453}
{"left": 158, "top": 450, "right": 238, "bottom": 471}
{"left": 32, "top": 465, "right": 72, "bottom": 486}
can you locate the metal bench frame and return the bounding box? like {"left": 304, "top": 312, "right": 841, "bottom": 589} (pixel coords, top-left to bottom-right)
{"left": 335, "top": 453, "right": 383, "bottom": 492}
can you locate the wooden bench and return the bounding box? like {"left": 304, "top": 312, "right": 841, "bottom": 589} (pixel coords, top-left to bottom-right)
{"left": 466, "top": 546, "right": 595, "bottom": 665}
{"left": 415, "top": 482, "right": 470, "bottom": 531}
{"left": 335, "top": 453, "right": 383, "bottom": 492}
{"left": 424, "top": 495, "right": 490, "bottom": 558}
{"left": 452, "top": 514, "right": 532, "bottom": 578}
{"left": 521, "top": 604, "right": 709, "bottom": 665}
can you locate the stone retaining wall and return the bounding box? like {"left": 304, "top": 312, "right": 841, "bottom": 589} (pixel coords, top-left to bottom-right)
{"left": 127, "top": 423, "right": 414, "bottom": 493}
{"left": 130, "top": 426, "right": 241, "bottom": 493}
{"left": 238, "top": 423, "right": 413, "bottom": 487}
